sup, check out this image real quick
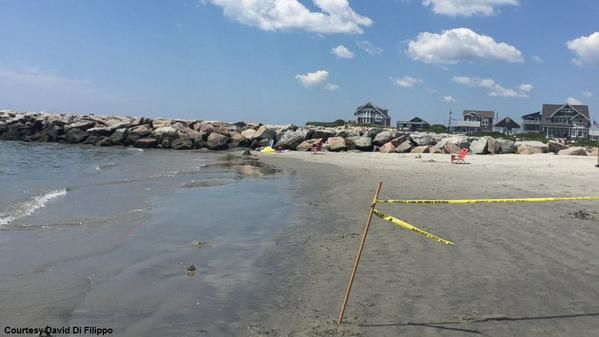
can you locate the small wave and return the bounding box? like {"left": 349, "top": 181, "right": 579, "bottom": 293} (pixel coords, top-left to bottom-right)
{"left": 0, "top": 188, "right": 67, "bottom": 226}
{"left": 95, "top": 163, "right": 116, "bottom": 171}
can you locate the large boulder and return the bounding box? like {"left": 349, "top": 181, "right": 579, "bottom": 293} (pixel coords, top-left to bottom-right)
{"left": 311, "top": 129, "right": 336, "bottom": 140}
{"left": 325, "top": 137, "right": 346, "bottom": 151}
{"left": 558, "top": 147, "right": 588, "bottom": 156}
{"left": 411, "top": 145, "right": 431, "bottom": 153}
{"left": 547, "top": 140, "right": 568, "bottom": 154}
{"left": 152, "top": 126, "right": 178, "bottom": 138}
{"left": 171, "top": 136, "right": 193, "bottom": 150}
{"left": 274, "top": 129, "right": 308, "bottom": 149}
{"left": 346, "top": 136, "right": 372, "bottom": 151}
{"left": 253, "top": 125, "right": 277, "bottom": 141}
{"left": 514, "top": 141, "right": 547, "bottom": 153}
{"left": 65, "top": 128, "right": 89, "bottom": 143}
{"left": 134, "top": 137, "right": 158, "bottom": 148}
{"left": 206, "top": 132, "right": 229, "bottom": 150}
{"left": 127, "top": 124, "right": 153, "bottom": 143}
{"left": 395, "top": 140, "right": 413, "bottom": 153}
{"left": 469, "top": 137, "right": 489, "bottom": 154}
{"left": 409, "top": 132, "right": 436, "bottom": 146}
{"left": 65, "top": 120, "right": 95, "bottom": 131}
{"left": 152, "top": 119, "right": 172, "bottom": 129}
{"left": 240, "top": 128, "right": 257, "bottom": 140}
{"left": 296, "top": 138, "right": 322, "bottom": 151}
{"left": 108, "top": 128, "right": 128, "bottom": 145}
{"left": 373, "top": 130, "right": 395, "bottom": 146}
{"left": 517, "top": 144, "right": 544, "bottom": 155}
{"left": 495, "top": 139, "right": 515, "bottom": 154}
{"left": 379, "top": 142, "right": 396, "bottom": 153}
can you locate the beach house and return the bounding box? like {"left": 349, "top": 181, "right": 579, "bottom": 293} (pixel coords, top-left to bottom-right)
{"left": 463, "top": 110, "right": 496, "bottom": 132}
{"left": 540, "top": 104, "right": 591, "bottom": 139}
{"left": 494, "top": 117, "right": 521, "bottom": 134}
{"left": 396, "top": 117, "right": 430, "bottom": 131}
{"left": 520, "top": 111, "right": 543, "bottom": 133}
{"left": 354, "top": 102, "right": 391, "bottom": 127}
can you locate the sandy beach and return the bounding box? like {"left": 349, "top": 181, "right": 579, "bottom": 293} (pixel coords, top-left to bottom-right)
{"left": 250, "top": 152, "right": 599, "bottom": 337}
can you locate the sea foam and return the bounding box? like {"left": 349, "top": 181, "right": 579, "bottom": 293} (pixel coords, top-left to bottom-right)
{"left": 0, "top": 188, "right": 67, "bottom": 226}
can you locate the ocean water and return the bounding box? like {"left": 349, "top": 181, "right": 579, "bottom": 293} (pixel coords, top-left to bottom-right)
{"left": 0, "top": 141, "right": 297, "bottom": 336}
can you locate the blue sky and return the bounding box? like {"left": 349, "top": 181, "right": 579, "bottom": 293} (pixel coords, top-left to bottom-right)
{"left": 0, "top": 0, "right": 597, "bottom": 125}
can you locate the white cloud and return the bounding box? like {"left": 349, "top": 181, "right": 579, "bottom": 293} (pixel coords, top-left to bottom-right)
{"left": 582, "top": 90, "right": 593, "bottom": 98}
{"left": 566, "top": 97, "right": 583, "bottom": 105}
{"left": 443, "top": 95, "right": 457, "bottom": 102}
{"left": 567, "top": 32, "right": 599, "bottom": 66}
{"left": 356, "top": 40, "right": 383, "bottom": 55}
{"left": 453, "top": 76, "right": 530, "bottom": 98}
{"left": 519, "top": 83, "right": 534, "bottom": 92}
{"left": 407, "top": 28, "right": 524, "bottom": 64}
{"left": 393, "top": 76, "right": 423, "bottom": 88}
{"left": 324, "top": 83, "right": 339, "bottom": 91}
{"left": 331, "top": 45, "right": 354, "bottom": 59}
{"left": 205, "top": 0, "right": 373, "bottom": 34}
{"left": 295, "top": 70, "right": 329, "bottom": 88}
{"left": 531, "top": 55, "right": 543, "bottom": 63}
{"left": 422, "top": 0, "right": 519, "bottom": 16}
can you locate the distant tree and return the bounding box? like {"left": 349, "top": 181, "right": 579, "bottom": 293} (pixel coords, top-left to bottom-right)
{"left": 424, "top": 124, "right": 447, "bottom": 134}
{"left": 334, "top": 119, "right": 346, "bottom": 126}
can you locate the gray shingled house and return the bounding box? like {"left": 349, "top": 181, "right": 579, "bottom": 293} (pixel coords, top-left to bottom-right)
{"left": 463, "top": 110, "right": 496, "bottom": 132}
{"left": 541, "top": 104, "right": 590, "bottom": 139}
{"left": 354, "top": 102, "right": 391, "bottom": 127}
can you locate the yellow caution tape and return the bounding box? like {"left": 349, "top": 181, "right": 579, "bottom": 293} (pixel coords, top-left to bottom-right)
{"left": 372, "top": 209, "right": 455, "bottom": 245}
{"left": 376, "top": 196, "right": 599, "bottom": 205}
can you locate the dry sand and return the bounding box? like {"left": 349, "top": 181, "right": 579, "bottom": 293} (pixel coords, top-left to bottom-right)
{"left": 248, "top": 152, "right": 599, "bottom": 337}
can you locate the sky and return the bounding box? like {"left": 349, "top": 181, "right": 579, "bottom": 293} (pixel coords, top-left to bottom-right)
{"left": 0, "top": 0, "right": 598, "bottom": 125}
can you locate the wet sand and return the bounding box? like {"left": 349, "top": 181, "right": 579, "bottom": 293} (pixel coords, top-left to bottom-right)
{"left": 253, "top": 152, "right": 599, "bottom": 337}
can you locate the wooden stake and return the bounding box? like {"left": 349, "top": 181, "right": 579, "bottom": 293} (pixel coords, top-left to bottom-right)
{"left": 337, "top": 181, "right": 383, "bottom": 325}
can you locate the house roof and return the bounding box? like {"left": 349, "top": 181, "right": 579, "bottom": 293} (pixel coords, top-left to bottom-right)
{"left": 495, "top": 117, "right": 521, "bottom": 129}
{"left": 522, "top": 111, "right": 541, "bottom": 119}
{"left": 354, "top": 102, "right": 390, "bottom": 119}
{"left": 463, "top": 110, "right": 495, "bottom": 118}
{"left": 542, "top": 104, "right": 590, "bottom": 120}
{"left": 397, "top": 117, "right": 429, "bottom": 124}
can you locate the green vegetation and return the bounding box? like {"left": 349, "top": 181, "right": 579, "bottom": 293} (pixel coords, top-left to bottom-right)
{"left": 423, "top": 124, "right": 447, "bottom": 134}
{"left": 517, "top": 132, "right": 549, "bottom": 142}
{"left": 571, "top": 138, "right": 598, "bottom": 147}
{"left": 305, "top": 119, "right": 348, "bottom": 127}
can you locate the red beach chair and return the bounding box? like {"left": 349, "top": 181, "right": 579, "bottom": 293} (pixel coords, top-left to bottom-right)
{"left": 451, "top": 148, "right": 469, "bottom": 164}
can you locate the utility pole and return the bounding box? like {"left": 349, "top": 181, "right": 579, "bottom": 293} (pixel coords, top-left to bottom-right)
{"left": 448, "top": 109, "right": 452, "bottom": 134}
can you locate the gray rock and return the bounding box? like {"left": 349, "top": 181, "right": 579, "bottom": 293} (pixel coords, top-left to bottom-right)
{"left": 496, "top": 139, "right": 515, "bottom": 153}
{"left": 469, "top": 137, "right": 489, "bottom": 154}
{"left": 65, "top": 128, "right": 89, "bottom": 143}
{"left": 547, "top": 140, "right": 568, "bottom": 154}
{"left": 514, "top": 141, "right": 547, "bottom": 153}
{"left": 379, "top": 142, "right": 396, "bottom": 153}
{"left": 134, "top": 137, "right": 158, "bottom": 148}
{"left": 206, "top": 132, "right": 229, "bottom": 150}
{"left": 65, "top": 120, "right": 95, "bottom": 131}
{"left": 274, "top": 129, "right": 308, "bottom": 149}
{"left": 325, "top": 137, "right": 346, "bottom": 151}
{"left": 558, "top": 147, "right": 588, "bottom": 156}
{"left": 411, "top": 145, "right": 431, "bottom": 153}
{"left": 395, "top": 140, "right": 413, "bottom": 153}
{"left": 108, "top": 128, "right": 127, "bottom": 145}
{"left": 409, "top": 132, "right": 436, "bottom": 146}
{"left": 240, "top": 128, "right": 257, "bottom": 139}
{"left": 373, "top": 130, "right": 395, "bottom": 146}
{"left": 152, "top": 119, "right": 171, "bottom": 128}
{"left": 171, "top": 136, "right": 193, "bottom": 150}
{"left": 152, "top": 126, "right": 178, "bottom": 138}
{"left": 346, "top": 136, "right": 372, "bottom": 151}
{"left": 296, "top": 138, "right": 322, "bottom": 151}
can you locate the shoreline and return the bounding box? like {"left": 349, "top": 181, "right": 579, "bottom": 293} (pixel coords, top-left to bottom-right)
{"left": 250, "top": 151, "right": 599, "bottom": 336}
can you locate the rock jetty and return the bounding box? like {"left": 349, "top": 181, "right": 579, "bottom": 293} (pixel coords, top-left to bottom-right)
{"left": 0, "top": 110, "right": 593, "bottom": 156}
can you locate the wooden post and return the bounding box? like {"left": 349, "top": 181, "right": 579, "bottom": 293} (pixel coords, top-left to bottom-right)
{"left": 596, "top": 144, "right": 599, "bottom": 167}
{"left": 337, "top": 181, "right": 383, "bottom": 325}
